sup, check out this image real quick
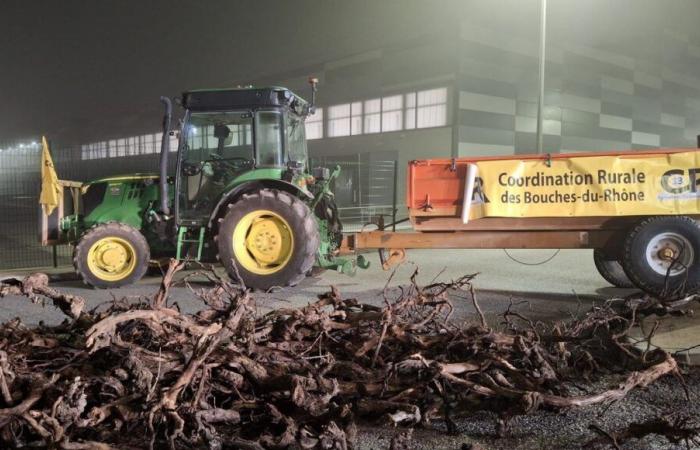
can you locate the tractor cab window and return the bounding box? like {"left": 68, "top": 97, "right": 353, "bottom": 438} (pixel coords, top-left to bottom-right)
{"left": 178, "top": 111, "right": 254, "bottom": 222}
{"left": 255, "top": 110, "right": 284, "bottom": 167}
{"left": 287, "top": 113, "right": 307, "bottom": 168}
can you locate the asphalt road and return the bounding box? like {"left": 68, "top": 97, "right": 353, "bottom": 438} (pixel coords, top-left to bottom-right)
{"left": 1, "top": 248, "right": 694, "bottom": 449}
{"left": 0, "top": 248, "right": 621, "bottom": 326}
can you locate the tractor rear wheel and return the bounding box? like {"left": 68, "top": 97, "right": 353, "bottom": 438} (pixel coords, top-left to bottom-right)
{"left": 216, "top": 189, "right": 319, "bottom": 290}
{"left": 73, "top": 222, "right": 150, "bottom": 288}
{"left": 593, "top": 249, "right": 634, "bottom": 288}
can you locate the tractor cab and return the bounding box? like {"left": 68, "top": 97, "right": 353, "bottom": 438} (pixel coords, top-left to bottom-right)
{"left": 175, "top": 87, "right": 311, "bottom": 225}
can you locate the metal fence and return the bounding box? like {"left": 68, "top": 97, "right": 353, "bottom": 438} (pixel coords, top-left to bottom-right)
{"left": 0, "top": 138, "right": 399, "bottom": 270}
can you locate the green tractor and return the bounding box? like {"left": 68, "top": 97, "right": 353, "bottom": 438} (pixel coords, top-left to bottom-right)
{"left": 43, "top": 80, "right": 363, "bottom": 289}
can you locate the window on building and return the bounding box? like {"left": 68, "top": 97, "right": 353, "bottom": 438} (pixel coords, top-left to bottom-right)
{"left": 405, "top": 93, "right": 416, "bottom": 129}
{"left": 364, "top": 98, "right": 381, "bottom": 134}
{"left": 416, "top": 87, "right": 447, "bottom": 128}
{"left": 381, "top": 95, "right": 403, "bottom": 132}
{"left": 144, "top": 134, "right": 157, "bottom": 154}
{"left": 81, "top": 141, "right": 108, "bottom": 160}
{"left": 97, "top": 141, "right": 107, "bottom": 159}
{"left": 328, "top": 104, "right": 351, "bottom": 137}
{"left": 116, "top": 138, "right": 126, "bottom": 157}
{"left": 127, "top": 136, "right": 138, "bottom": 156}
{"left": 305, "top": 108, "right": 323, "bottom": 140}
{"left": 350, "top": 102, "right": 362, "bottom": 135}
{"left": 169, "top": 132, "right": 178, "bottom": 152}
{"left": 228, "top": 124, "right": 251, "bottom": 146}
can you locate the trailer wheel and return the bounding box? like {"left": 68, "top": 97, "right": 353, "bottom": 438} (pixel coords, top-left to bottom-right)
{"left": 621, "top": 216, "right": 700, "bottom": 298}
{"left": 73, "top": 222, "right": 150, "bottom": 289}
{"left": 216, "top": 189, "right": 319, "bottom": 290}
{"left": 593, "top": 249, "right": 634, "bottom": 288}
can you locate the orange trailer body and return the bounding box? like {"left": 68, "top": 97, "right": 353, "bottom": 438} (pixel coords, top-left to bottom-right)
{"left": 406, "top": 148, "right": 697, "bottom": 231}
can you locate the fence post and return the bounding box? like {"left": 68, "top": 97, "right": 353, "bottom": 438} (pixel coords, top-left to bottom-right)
{"left": 52, "top": 245, "right": 58, "bottom": 268}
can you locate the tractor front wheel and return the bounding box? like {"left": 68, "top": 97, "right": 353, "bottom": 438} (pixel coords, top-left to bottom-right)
{"left": 216, "top": 189, "right": 320, "bottom": 290}
{"left": 73, "top": 222, "right": 150, "bottom": 288}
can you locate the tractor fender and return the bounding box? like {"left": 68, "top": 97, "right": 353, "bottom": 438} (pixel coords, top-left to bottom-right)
{"left": 208, "top": 179, "right": 313, "bottom": 228}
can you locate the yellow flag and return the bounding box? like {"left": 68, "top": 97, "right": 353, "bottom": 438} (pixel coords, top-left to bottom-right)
{"left": 39, "top": 136, "right": 61, "bottom": 215}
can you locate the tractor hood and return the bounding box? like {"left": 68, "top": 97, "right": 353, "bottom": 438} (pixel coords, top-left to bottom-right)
{"left": 84, "top": 173, "right": 160, "bottom": 186}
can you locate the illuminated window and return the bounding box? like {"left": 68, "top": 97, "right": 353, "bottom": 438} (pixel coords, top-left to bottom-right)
{"left": 416, "top": 87, "right": 447, "bottom": 128}
{"left": 128, "top": 136, "right": 138, "bottom": 156}
{"left": 328, "top": 104, "right": 351, "bottom": 137}
{"left": 98, "top": 141, "right": 107, "bottom": 158}
{"left": 381, "top": 95, "right": 403, "bottom": 132}
{"left": 364, "top": 99, "right": 381, "bottom": 134}
{"left": 144, "top": 134, "right": 156, "bottom": 154}
{"left": 305, "top": 108, "right": 323, "bottom": 139}
{"left": 81, "top": 141, "right": 108, "bottom": 160}
{"left": 226, "top": 124, "right": 251, "bottom": 146}
{"left": 113, "top": 139, "right": 122, "bottom": 157}
{"left": 405, "top": 93, "right": 416, "bottom": 129}
{"left": 350, "top": 102, "right": 362, "bottom": 135}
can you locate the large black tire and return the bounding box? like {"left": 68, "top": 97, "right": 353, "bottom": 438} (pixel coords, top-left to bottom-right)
{"left": 621, "top": 216, "right": 700, "bottom": 298}
{"left": 593, "top": 249, "right": 634, "bottom": 288}
{"left": 73, "top": 222, "right": 150, "bottom": 289}
{"left": 217, "top": 189, "right": 319, "bottom": 290}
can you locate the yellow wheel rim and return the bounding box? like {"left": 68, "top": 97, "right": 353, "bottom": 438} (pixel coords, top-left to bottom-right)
{"left": 233, "top": 210, "right": 294, "bottom": 275}
{"left": 86, "top": 237, "right": 137, "bottom": 281}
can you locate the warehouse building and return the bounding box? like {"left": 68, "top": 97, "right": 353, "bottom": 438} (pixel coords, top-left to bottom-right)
{"left": 73, "top": 3, "right": 700, "bottom": 209}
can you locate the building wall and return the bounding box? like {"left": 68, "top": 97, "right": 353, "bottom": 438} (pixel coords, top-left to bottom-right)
{"left": 59, "top": 2, "right": 700, "bottom": 211}
{"left": 456, "top": 20, "right": 700, "bottom": 156}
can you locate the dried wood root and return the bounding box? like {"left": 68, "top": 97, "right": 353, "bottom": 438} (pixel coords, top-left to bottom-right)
{"left": 0, "top": 264, "right": 685, "bottom": 449}
{"left": 588, "top": 415, "right": 700, "bottom": 449}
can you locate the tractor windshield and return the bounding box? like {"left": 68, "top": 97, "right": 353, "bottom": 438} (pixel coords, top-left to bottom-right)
{"left": 255, "top": 110, "right": 284, "bottom": 166}
{"left": 287, "top": 113, "right": 307, "bottom": 168}
{"left": 177, "top": 111, "right": 254, "bottom": 222}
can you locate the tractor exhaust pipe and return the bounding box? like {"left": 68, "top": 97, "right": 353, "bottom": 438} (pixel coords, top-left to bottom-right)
{"left": 307, "top": 77, "right": 318, "bottom": 114}
{"left": 158, "top": 96, "right": 172, "bottom": 215}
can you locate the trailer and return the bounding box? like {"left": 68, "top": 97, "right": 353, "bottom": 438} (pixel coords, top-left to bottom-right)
{"left": 342, "top": 148, "right": 700, "bottom": 298}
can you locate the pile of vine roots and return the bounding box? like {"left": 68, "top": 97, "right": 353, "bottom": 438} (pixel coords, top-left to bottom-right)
{"left": 0, "top": 261, "right": 685, "bottom": 449}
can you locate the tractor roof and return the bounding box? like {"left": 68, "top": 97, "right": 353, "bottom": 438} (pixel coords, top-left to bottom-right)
{"left": 182, "top": 86, "right": 308, "bottom": 114}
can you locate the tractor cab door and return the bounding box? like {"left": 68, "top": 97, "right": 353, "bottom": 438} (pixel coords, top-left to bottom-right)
{"left": 177, "top": 111, "right": 254, "bottom": 224}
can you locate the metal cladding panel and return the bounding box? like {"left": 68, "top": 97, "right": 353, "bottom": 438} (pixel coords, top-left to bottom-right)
{"left": 182, "top": 88, "right": 292, "bottom": 111}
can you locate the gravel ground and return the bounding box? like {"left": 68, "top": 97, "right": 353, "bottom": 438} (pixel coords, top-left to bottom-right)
{"left": 1, "top": 248, "right": 698, "bottom": 449}
{"left": 355, "top": 369, "right": 700, "bottom": 449}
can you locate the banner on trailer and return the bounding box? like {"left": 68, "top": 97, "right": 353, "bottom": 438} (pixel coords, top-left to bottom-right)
{"left": 461, "top": 150, "right": 700, "bottom": 221}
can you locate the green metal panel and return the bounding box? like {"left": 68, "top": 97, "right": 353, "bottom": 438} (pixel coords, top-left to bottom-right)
{"left": 225, "top": 168, "right": 284, "bottom": 188}
{"left": 82, "top": 178, "right": 160, "bottom": 230}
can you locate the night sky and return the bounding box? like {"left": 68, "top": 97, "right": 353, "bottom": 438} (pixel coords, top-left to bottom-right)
{"left": 2, "top": 0, "right": 697, "bottom": 144}
{"left": 1, "top": 0, "right": 463, "bottom": 144}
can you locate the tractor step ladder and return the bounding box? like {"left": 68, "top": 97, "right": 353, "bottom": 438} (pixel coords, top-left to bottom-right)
{"left": 176, "top": 226, "right": 206, "bottom": 261}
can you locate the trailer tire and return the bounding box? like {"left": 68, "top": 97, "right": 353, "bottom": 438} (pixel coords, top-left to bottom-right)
{"left": 217, "top": 189, "right": 319, "bottom": 290}
{"left": 593, "top": 249, "right": 634, "bottom": 288}
{"left": 621, "top": 216, "right": 700, "bottom": 298}
{"left": 73, "top": 222, "right": 150, "bottom": 289}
